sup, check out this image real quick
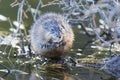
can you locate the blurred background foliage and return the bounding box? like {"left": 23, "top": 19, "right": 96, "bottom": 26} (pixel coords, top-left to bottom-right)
{"left": 0, "top": 0, "right": 120, "bottom": 80}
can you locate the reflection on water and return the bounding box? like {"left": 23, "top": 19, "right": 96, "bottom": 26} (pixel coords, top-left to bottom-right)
{"left": 9, "top": 63, "right": 112, "bottom": 80}
{"left": 15, "top": 74, "right": 29, "bottom": 80}
{"left": 29, "top": 70, "right": 73, "bottom": 80}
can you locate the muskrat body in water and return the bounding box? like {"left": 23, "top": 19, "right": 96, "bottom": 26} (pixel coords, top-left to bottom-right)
{"left": 30, "top": 13, "right": 74, "bottom": 59}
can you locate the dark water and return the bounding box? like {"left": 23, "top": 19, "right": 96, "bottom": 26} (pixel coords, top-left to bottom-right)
{"left": 1, "top": 63, "right": 112, "bottom": 80}
{"left": 0, "top": 0, "right": 114, "bottom": 80}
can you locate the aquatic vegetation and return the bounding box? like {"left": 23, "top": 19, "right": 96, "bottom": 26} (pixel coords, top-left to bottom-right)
{"left": 0, "top": 15, "right": 7, "bottom": 21}
{"left": 0, "top": 0, "right": 120, "bottom": 80}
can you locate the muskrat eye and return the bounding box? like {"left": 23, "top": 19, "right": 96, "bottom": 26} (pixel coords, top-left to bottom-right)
{"left": 59, "top": 36, "right": 61, "bottom": 38}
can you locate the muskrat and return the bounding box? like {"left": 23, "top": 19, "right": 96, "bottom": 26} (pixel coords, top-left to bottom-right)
{"left": 30, "top": 13, "right": 74, "bottom": 59}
